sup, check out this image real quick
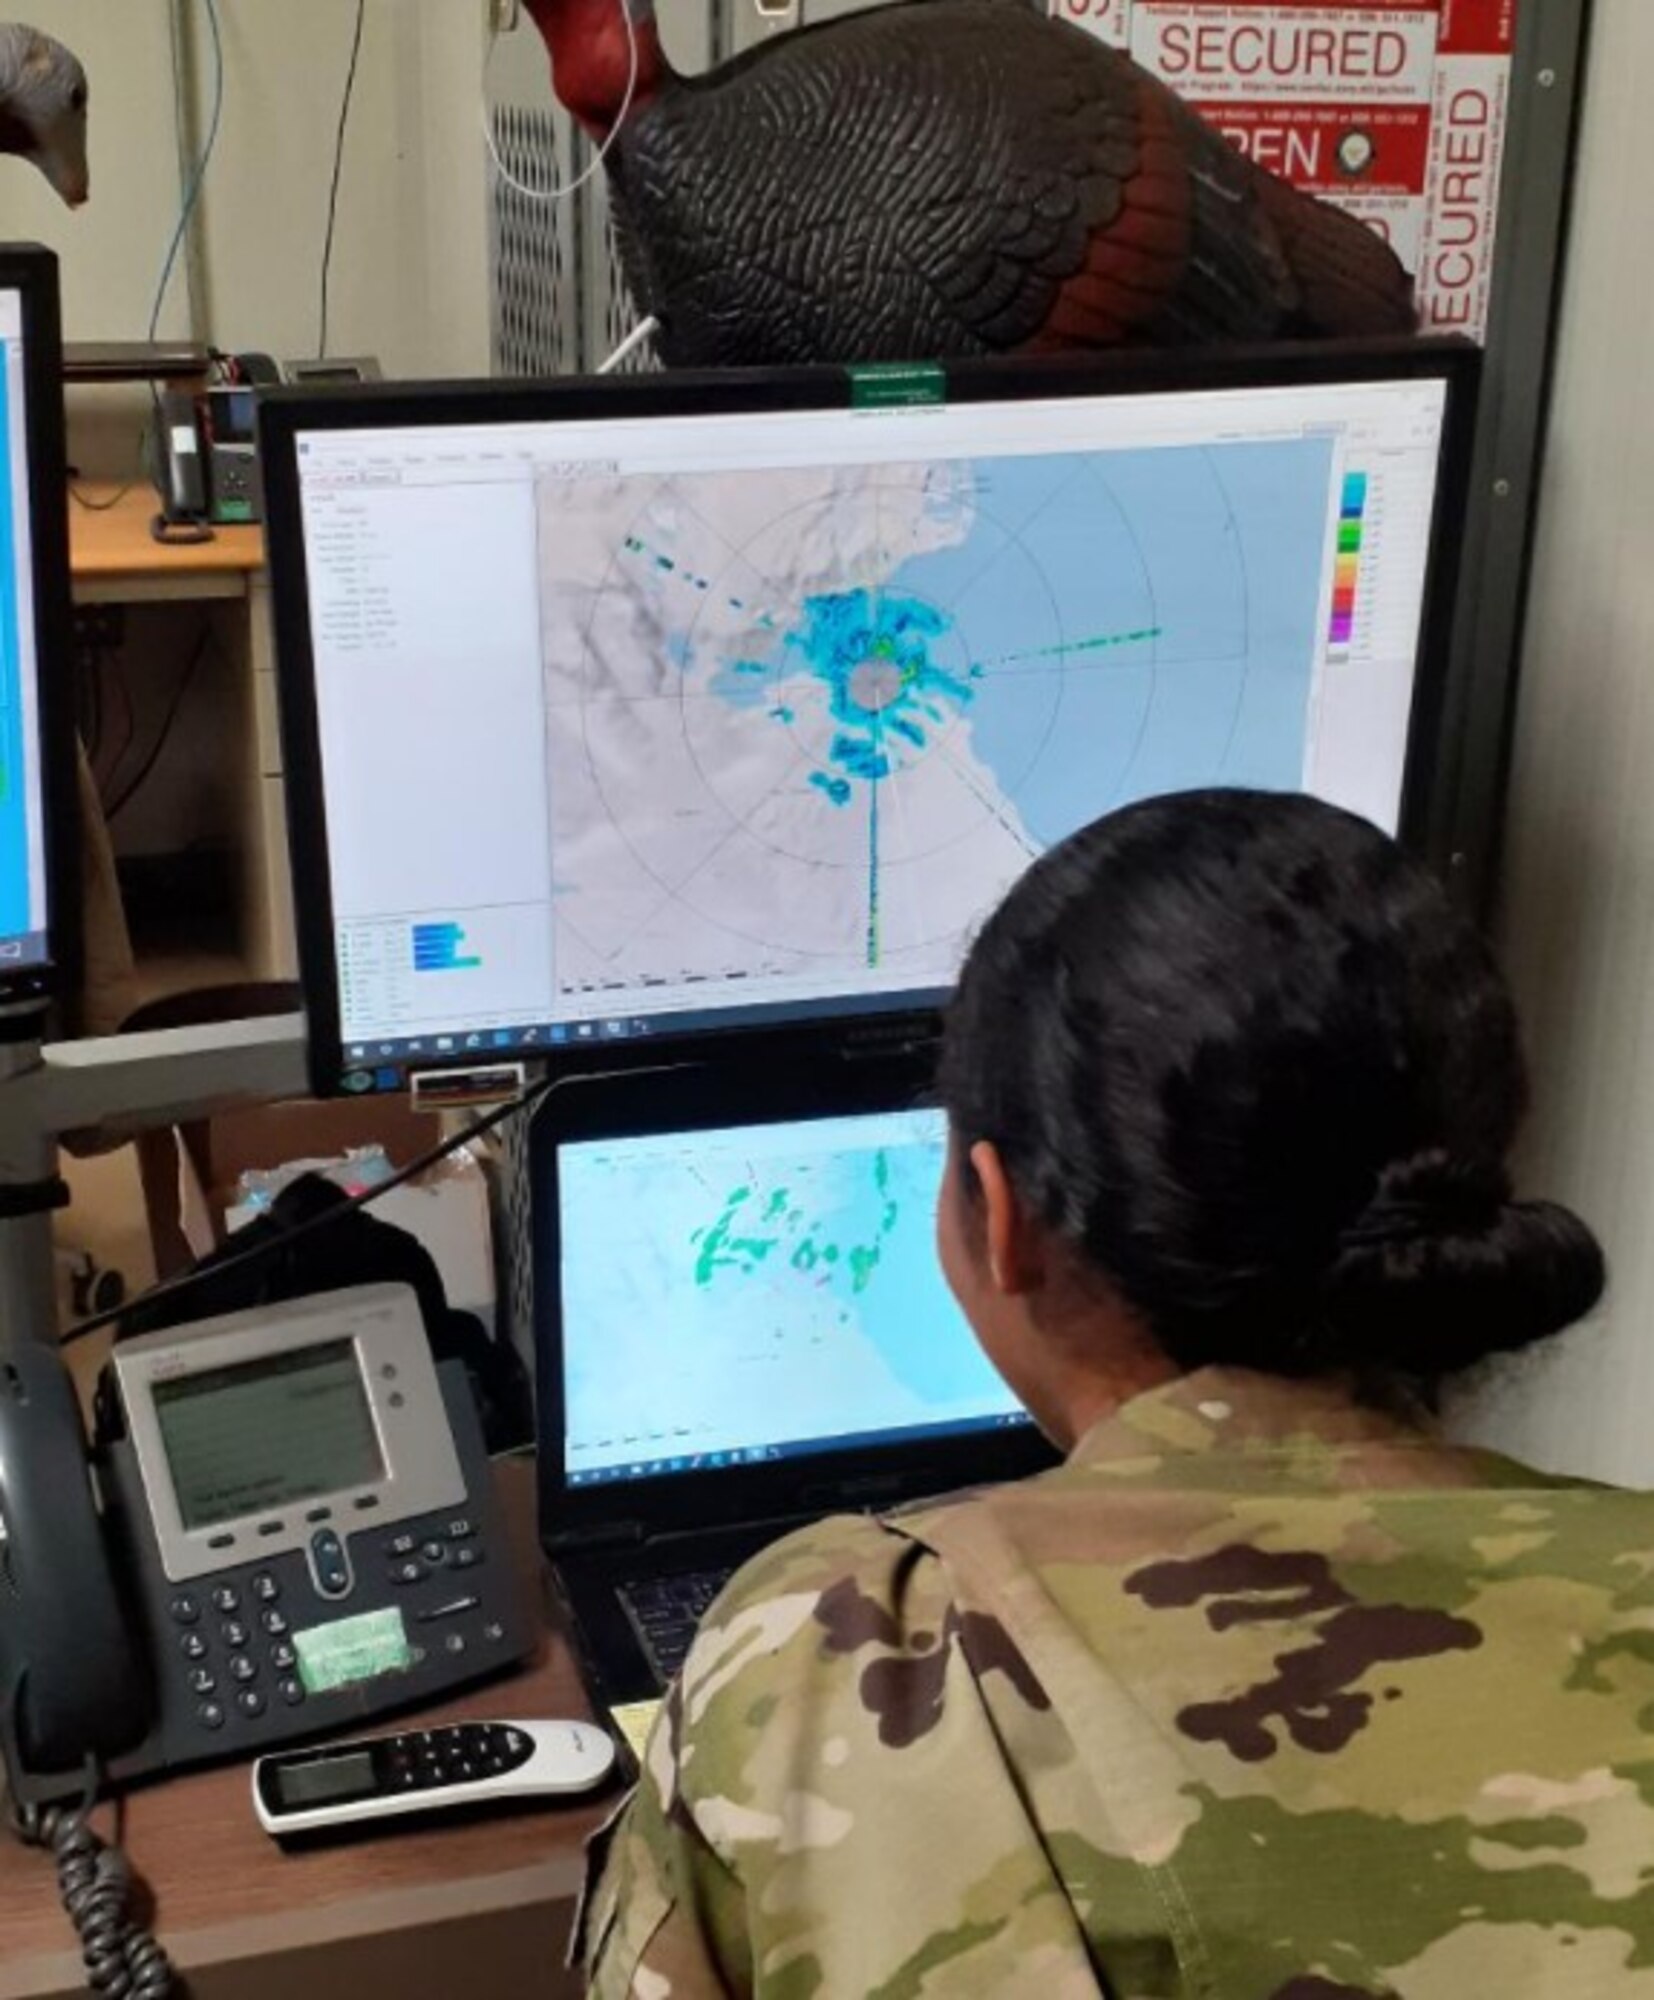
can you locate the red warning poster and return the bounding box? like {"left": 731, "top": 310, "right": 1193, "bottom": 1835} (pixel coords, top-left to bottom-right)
{"left": 1048, "top": 0, "right": 1516, "bottom": 339}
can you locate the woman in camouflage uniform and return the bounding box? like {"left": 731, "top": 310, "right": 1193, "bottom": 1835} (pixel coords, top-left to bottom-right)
{"left": 583, "top": 788, "right": 1648, "bottom": 1999}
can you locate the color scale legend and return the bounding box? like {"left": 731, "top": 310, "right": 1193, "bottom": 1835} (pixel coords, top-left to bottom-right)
{"left": 1329, "top": 472, "right": 1367, "bottom": 657}
{"left": 411, "top": 920, "right": 482, "bottom": 973}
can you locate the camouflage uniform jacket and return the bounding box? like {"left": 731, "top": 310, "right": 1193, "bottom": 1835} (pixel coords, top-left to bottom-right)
{"left": 580, "top": 1366, "right": 1654, "bottom": 1997}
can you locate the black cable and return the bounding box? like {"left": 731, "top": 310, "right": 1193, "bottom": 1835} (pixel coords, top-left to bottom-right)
{"left": 69, "top": 473, "right": 141, "bottom": 514}
{"left": 58, "top": 1073, "right": 560, "bottom": 1349}
{"left": 14, "top": 1759, "right": 176, "bottom": 1997}
{"left": 106, "top": 624, "right": 214, "bottom": 821}
{"left": 101, "top": 654, "right": 138, "bottom": 805}
{"left": 78, "top": 633, "right": 103, "bottom": 768}
{"left": 318, "top": 0, "right": 368, "bottom": 361}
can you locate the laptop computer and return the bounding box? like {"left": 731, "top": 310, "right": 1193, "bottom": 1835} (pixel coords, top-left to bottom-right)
{"left": 531, "top": 1054, "right": 1056, "bottom": 1706}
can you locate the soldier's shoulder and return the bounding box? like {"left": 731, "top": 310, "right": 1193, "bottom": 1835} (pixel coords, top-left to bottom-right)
{"left": 672, "top": 1507, "right": 962, "bottom": 1735}
{"left": 699, "top": 1505, "right": 949, "bottom": 1641}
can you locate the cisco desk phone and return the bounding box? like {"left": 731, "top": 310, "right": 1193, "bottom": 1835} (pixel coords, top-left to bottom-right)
{"left": 0, "top": 1283, "right": 532, "bottom": 1808}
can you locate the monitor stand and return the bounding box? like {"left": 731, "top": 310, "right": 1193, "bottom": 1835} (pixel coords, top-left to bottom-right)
{"left": 0, "top": 1003, "right": 305, "bottom": 1355}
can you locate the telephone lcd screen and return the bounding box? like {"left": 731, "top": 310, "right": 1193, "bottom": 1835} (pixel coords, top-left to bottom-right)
{"left": 276, "top": 1751, "right": 375, "bottom": 1807}
{"left": 152, "top": 1339, "right": 385, "bottom": 1529}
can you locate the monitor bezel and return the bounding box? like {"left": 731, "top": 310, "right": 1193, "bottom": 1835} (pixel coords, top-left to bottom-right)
{"left": 527, "top": 1048, "right": 1058, "bottom": 1549}
{"left": 261, "top": 337, "right": 1480, "bottom": 1097}
{"left": 0, "top": 245, "right": 78, "bottom": 1012}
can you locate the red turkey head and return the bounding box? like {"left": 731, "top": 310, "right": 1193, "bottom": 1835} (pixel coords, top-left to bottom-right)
{"left": 520, "top": 0, "right": 664, "bottom": 139}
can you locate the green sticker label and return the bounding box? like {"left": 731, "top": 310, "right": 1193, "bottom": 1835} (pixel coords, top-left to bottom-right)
{"left": 848, "top": 363, "right": 946, "bottom": 411}
{"left": 295, "top": 1608, "right": 413, "bottom": 1694}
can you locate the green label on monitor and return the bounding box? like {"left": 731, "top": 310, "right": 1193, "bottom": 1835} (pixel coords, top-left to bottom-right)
{"left": 294, "top": 1608, "right": 412, "bottom": 1694}
{"left": 848, "top": 363, "right": 946, "bottom": 410}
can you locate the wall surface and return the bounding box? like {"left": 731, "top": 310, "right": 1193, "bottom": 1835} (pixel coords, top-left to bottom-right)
{"left": 187, "top": 1, "right": 491, "bottom": 376}
{"left": 0, "top": 0, "right": 181, "bottom": 337}
{"left": 1, "top": 0, "right": 493, "bottom": 476}
{"left": 1453, "top": 0, "right": 1654, "bottom": 1484}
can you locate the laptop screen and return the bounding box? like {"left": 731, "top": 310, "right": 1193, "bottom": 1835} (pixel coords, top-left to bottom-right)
{"left": 557, "top": 1106, "right": 1028, "bottom": 1486}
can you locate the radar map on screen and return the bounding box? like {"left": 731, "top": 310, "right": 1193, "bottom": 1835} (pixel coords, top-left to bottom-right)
{"left": 560, "top": 1113, "right": 1018, "bottom": 1472}
{"left": 538, "top": 436, "right": 1336, "bottom": 999}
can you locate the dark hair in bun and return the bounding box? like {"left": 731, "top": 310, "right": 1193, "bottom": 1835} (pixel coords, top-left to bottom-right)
{"left": 939, "top": 790, "right": 1605, "bottom": 1386}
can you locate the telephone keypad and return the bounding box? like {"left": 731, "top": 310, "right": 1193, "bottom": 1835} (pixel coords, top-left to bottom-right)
{"left": 378, "top": 1723, "right": 535, "bottom": 1792}
{"left": 164, "top": 1498, "right": 519, "bottom": 1757}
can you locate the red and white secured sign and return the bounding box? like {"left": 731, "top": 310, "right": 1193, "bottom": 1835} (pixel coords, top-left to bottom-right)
{"left": 1051, "top": 0, "right": 1514, "bottom": 338}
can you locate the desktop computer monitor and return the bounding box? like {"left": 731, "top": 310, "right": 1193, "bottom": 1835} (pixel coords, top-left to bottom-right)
{"left": 261, "top": 341, "right": 1477, "bottom": 1096}
{"left": 0, "top": 246, "right": 75, "bottom": 1011}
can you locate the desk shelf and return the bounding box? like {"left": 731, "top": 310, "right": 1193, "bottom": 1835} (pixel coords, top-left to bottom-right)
{"left": 69, "top": 487, "right": 295, "bottom": 999}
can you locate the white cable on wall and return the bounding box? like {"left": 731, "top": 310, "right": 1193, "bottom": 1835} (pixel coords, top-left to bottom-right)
{"left": 597, "top": 316, "right": 660, "bottom": 372}
{"left": 480, "top": 0, "right": 639, "bottom": 202}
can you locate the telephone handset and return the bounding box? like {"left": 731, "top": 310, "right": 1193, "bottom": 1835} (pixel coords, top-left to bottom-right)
{"left": 150, "top": 387, "right": 213, "bottom": 547}
{"left": 0, "top": 1284, "right": 532, "bottom": 1810}
{"left": 0, "top": 1345, "right": 151, "bottom": 1790}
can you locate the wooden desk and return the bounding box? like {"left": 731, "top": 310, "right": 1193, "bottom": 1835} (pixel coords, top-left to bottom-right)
{"left": 67, "top": 487, "right": 295, "bottom": 985}
{"left": 68, "top": 486, "right": 265, "bottom": 585}
{"left": 0, "top": 1464, "right": 610, "bottom": 2000}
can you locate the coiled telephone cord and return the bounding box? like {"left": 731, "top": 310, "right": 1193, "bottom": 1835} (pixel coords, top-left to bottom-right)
{"left": 16, "top": 1776, "right": 176, "bottom": 1998}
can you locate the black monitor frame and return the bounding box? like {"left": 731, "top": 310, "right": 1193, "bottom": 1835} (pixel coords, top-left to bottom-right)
{"left": 0, "top": 244, "right": 77, "bottom": 1014}
{"left": 529, "top": 1047, "right": 1058, "bottom": 1552}
{"left": 261, "top": 337, "right": 1480, "bottom": 1097}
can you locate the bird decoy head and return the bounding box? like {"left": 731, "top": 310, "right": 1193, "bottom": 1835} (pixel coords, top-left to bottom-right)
{"left": 0, "top": 25, "right": 89, "bottom": 207}
{"left": 520, "top": 0, "right": 666, "bottom": 141}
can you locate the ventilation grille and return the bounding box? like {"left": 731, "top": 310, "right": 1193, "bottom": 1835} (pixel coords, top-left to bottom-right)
{"left": 489, "top": 105, "right": 580, "bottom": 376}
{"left": 489, "top": 109, "right": 664, "bottom": 375}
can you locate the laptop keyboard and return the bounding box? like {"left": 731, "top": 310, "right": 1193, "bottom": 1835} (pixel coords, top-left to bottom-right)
{"left": 618, "top": 1567, "right": 736, "bottom": 1685}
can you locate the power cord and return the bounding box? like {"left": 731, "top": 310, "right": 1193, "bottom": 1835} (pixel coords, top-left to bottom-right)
{"left": 481, "top": 0, "right": 639, "bottom": 201}
{"left": 597, "top": 316, "right": 661, "bottom": 373}
{"left": 12, "top": 1755, "right": 176, "bottom": 1998}
{"left": 317, "top": 0, "right": 368, "bottom": 360}
{"left": 105, "top": 621, "right": 214, "bottom": 820}
{"left": 150, "top": 0, "right": 225, "bottom": 353}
